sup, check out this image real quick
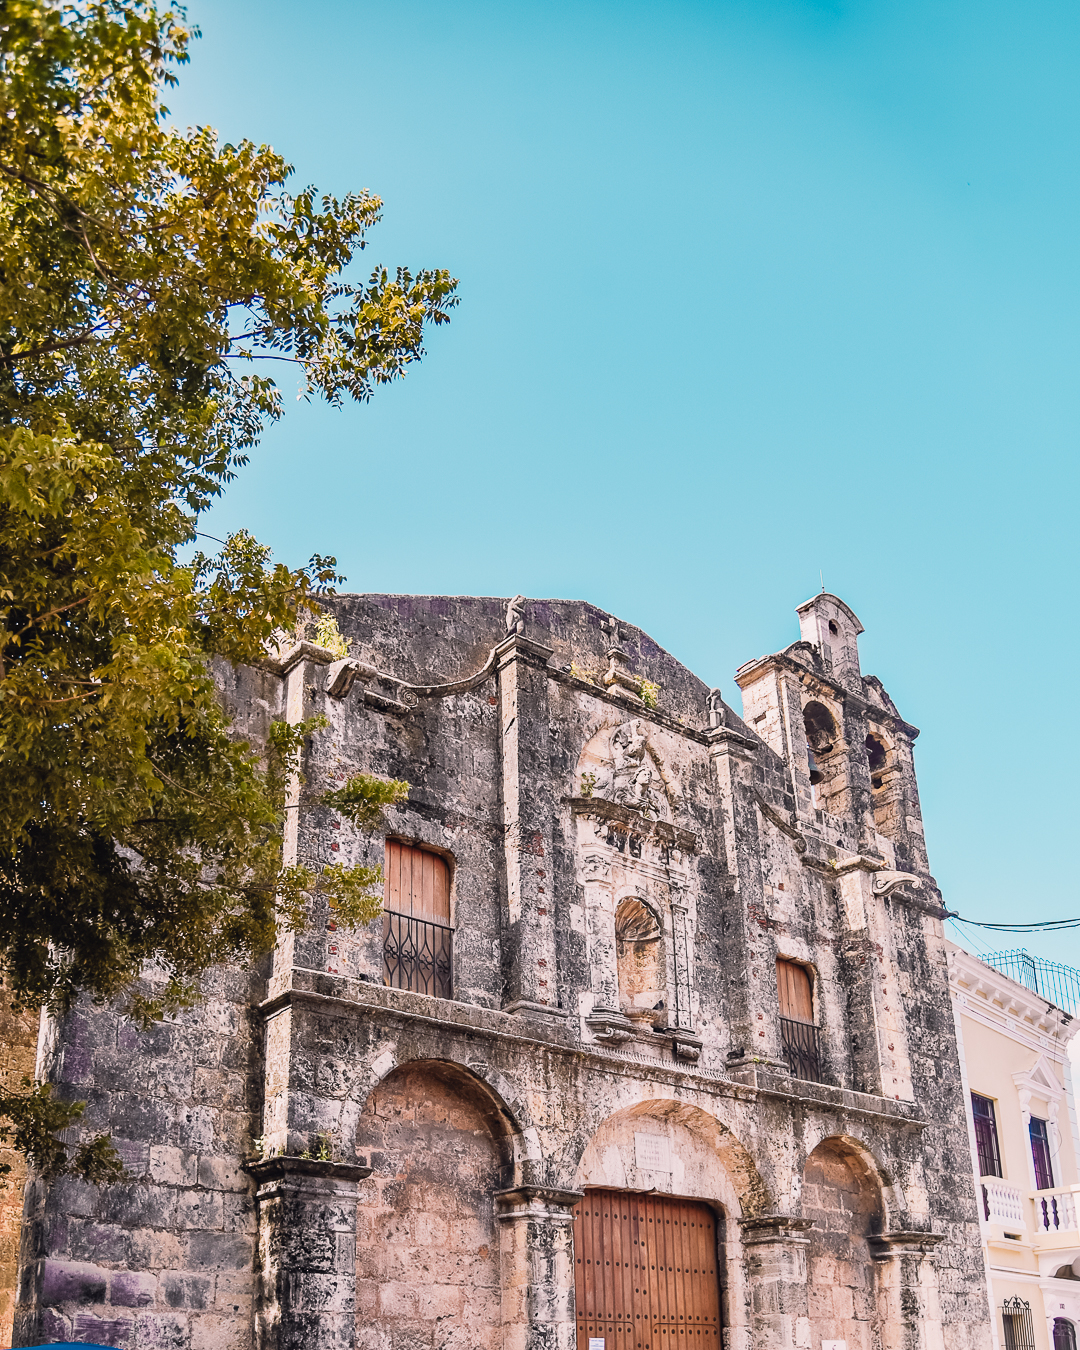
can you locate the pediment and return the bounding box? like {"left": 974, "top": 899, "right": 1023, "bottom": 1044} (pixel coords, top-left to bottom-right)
{"left": 1014, "top": 1052, "right": 1064, "bottom": 1101}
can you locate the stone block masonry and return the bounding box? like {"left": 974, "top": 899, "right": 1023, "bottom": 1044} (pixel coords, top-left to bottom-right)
{"left": 7, "top": 592, "right": 992, "bottom": 1350}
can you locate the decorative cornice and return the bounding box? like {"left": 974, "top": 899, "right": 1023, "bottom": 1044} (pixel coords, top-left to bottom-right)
{"left": 947, "top": 943, "right": 1079, "bottom": 1044}
{"left": 568, "top": 796, "right": 700, "bottom": 855}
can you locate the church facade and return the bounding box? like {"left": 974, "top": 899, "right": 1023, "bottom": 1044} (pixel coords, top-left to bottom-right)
{"left": 12, "top": 591, "right": 992, "bottom": 1350}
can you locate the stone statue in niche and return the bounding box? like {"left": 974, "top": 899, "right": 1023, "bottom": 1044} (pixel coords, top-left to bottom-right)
{"left": 592, "top": 719, "right": 670, "bottom": 820}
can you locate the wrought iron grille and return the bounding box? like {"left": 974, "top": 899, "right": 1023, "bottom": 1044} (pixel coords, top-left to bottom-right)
{"left": 779, "top": 1016, "right": 824, "bottom": 1083}
{"left": 383, "top": 910, "right": 453, "bottom": 998}
{"left": 980, "top": 950, "right": 1080, "bottom": 1015}
{"left": 1002, "top": 1297, "right": 1037, "bottom": 1350}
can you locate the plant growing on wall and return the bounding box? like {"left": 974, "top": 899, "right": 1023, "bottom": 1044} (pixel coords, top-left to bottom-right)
{"left": 0, "top": 0, "right": 457, "bottom": 1179}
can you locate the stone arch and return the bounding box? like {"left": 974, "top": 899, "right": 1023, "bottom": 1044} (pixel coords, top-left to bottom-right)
{"left": 353, "top": 1057, "right": 519, "bottom": 1350}
{"left": 570, "top": 1097, "right": 767, "bottom": 1216}
{"left": 801, "top": 1134, "right": 887, "bottom": 1350}
{"left": 797, "top": 1128, "right": 904, "bottom": 1223}
{"left": 802, "top": 696, "right": 847, "bottom": 811}
{"left": 351, "top": 1052, "right": 531, "bottom": 1172}
{"left": 569, "top": 1098, "right": 766, "bottom": 1348}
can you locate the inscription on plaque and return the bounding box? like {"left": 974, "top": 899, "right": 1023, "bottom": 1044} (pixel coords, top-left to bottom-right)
{"left": 634, "top": 1132, "right": 672, "bottom": 1172}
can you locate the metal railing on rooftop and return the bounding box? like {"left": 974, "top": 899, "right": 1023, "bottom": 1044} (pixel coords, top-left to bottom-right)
{"left": 979, "top": 949, "right": 1080, "bottom": 1016}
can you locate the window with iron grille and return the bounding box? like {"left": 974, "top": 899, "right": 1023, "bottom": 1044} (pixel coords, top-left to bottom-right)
{"left": 1030, "top": 1116, "right": 1055, "bottom": 1191}
{"left": 971, "top": 1093, "right": 1002, "bottom": 1178}
{"left": 382, "top": 841, "right": 453, "bottom": 998}
{"left": 1002, "top": 1297, "right": 1036, "bottom": 1350}
{"left": 776, "top": 958, "right": 824, "bottom": 1084}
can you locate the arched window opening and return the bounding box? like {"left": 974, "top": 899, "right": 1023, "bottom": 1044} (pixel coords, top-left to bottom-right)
{"left": 1055, "top": 1320, "right": 1078, "bottom": 1350}
{"left": 776, "top": 959, "right": 823, "bottom": 1083}
{"left": 615, "top": 898, "right": 665, "bottom": 1028}
{"left": 1054, "top": 1265, "right": 1080, "bottom": 1282}
{"left": 803, "top": 702, "right": 837, "bottom": 788}
{"left": 865, "top": 733, "right": 887, "bottom": 788}
{"left": 382, "top": 841, "right": 453, "bottom": 998}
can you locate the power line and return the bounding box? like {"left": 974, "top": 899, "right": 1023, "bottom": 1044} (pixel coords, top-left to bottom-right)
{"left": 947, "top": 917, "right": 994, "bottom": 955}
{"left": 949, "top": 913, "right": 1080, "bottom": 933}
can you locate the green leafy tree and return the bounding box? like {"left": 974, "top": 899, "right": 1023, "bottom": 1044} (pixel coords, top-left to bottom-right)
{"left": 0, "top": 0, "right": 455, "bottom": 1180}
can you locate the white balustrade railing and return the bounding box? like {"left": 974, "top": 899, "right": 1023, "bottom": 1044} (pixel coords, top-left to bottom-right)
{"left": 981, "top": 1176, "right": 1025, "bottom": 1227}
{"left": 1033, "top": 1186, "right": 1080, "bottom": 1236}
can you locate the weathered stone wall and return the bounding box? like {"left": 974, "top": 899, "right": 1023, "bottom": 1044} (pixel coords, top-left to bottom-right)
{"left": 13, "top": 963, "right": 265, "bottom": 1350}
{"left": 354, "top": 1061, "right": 505, "bottom": 1350}
{"left": 802, "top": 1139, "right": 882, "bottom": 1349}
{"left": 10, "top": 590, "right": 992, "bottom": 1350}
{"left": 0, "top": 982, "right": 38, "bottom": 1349}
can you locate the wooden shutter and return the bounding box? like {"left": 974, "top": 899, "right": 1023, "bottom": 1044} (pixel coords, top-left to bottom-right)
{"left": 384, "top": 840, "right": 450, "bottom": 923}
{"left": 776, "top": 959, "right": 814, "bottom": 1024}
{"left": 573, "top": 1189, "right": 722, "bottom": 1349}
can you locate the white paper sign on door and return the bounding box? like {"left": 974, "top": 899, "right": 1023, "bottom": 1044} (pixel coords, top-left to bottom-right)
{"left": 589, "top": 1340, "right": 606, "bottom": 1350}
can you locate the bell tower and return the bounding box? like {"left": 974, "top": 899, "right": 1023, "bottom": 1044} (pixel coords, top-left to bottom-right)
{"left": 795, "top": 592, "right": 864, "bottom": 685}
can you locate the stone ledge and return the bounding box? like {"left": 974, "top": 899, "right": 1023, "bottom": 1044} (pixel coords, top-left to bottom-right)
{"left": 261, "top": 971, "right": 578, "bottom": 1047}
{"left": 260, "top": 977, "right": 926, "bottom": 1132}
{"left": 747, "top": 1066, "right": 926, "bottom": 1127}
{"left": 243, "top": 1156, "right": 372, "bottom": 1186}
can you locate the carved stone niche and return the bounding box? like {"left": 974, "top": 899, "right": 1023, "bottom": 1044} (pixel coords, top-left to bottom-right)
{"left": 615, "top": 898, "right": 665, "bottom": 1031}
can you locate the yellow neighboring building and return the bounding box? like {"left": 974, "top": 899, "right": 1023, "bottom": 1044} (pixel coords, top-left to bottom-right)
{"left": 949, "top": 942, "right": 1080, "bottom": 1350}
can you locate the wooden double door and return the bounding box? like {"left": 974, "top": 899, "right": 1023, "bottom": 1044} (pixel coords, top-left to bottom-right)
{"left": 573, "top": 1189, "right": 722, "bottom": 1350}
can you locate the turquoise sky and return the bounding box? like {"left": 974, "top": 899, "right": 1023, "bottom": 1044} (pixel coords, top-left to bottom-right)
{"left": 171, "top": 0, "right": 1080, "bottom": 963}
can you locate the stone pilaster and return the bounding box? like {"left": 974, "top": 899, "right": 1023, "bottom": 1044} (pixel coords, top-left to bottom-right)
{"left": 739, "top": 1216, "right": 813, "bottom": 1350}
{"left": 579, "top": 851, "right": 633, "bottom": 1042}
{"left": 835, "top": 862, "right": 915, "bottom": 1101}
{"left": 707, "top": 729, "right": 789, "bottom": 1069}
{"left": 872, "top": 1231, "right": 946, "bottom": 1350}
{"left": 497, "top": 634, "right": 566, "bottom": 1021}
{"left": 247, "top": 1156, "right": 371, "bottom": 1350}
{"left": 496, "top": 1186, "right": 582, "bottom": 1350}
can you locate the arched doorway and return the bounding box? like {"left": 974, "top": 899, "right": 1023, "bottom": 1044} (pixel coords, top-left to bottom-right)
{"left": 354, "top": 1060, "right": 513, "bottom": 1350}
{"left": 572, "top": 1188, "right": 721, "bottom": 1349}
{"left": 802, "top": 1138, "right": 884, "bottom": 1348}
{"left": 1055, "top": 1319, "right": 1078, "bottom": 1350}
{"left": 571, "top": 1100, "right": 763, "bottom": 1346}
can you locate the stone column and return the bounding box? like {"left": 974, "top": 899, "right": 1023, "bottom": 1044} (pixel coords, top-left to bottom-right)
{"left": 496, "top": 1186, "right": 582, "bottom": 1350}
{"left": 739, "top": 1216, "right": 813, "bottom": 1350}
{"left": 497, "top": 634, "right": 567, "bottom": 1022}
{"left": 873, "top": 1232, "right": 946, "bottom": 1350}
{"left": 247, "top": 1156, "right": 371, "bottom": 1350}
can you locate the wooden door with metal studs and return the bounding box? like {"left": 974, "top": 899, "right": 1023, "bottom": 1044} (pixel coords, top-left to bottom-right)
{"left": 573, "top": 1189, "right": 723, "bottom": 1349}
